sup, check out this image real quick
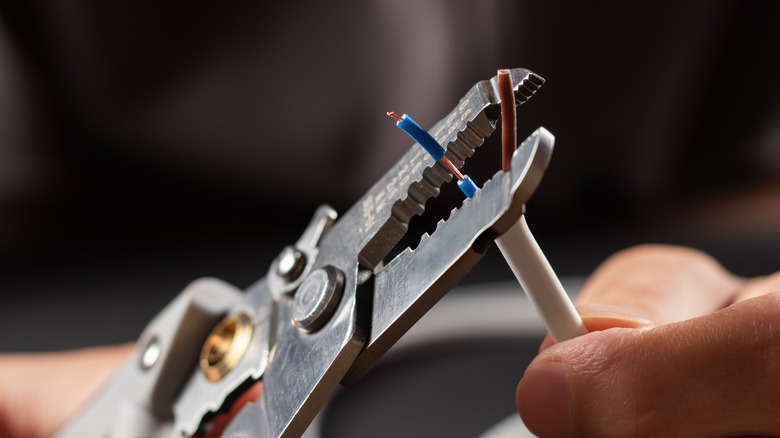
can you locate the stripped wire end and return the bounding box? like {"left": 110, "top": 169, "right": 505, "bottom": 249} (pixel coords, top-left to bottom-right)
{"left": 387, "top": 111, "right": 404, "bottom": 123}
{"left": 387, "top": 110, "right": 478, "bottom": 198}
{"left": 440, "top": 157, "right": 465, "bottom": 181}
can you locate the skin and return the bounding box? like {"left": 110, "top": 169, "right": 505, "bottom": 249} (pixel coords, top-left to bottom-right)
{"left": 0, "top": 343, "right": 263, "bottom": 438}
{"left": 517, "top": 244, "right": 780, "bottom": 438}
{"left": 0, "top": 344, "right": 134, "bottom": 438}
{"left": 2, "top": 244, "right": 778, "bottom": 437}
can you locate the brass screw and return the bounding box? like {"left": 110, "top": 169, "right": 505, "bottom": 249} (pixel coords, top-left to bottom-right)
{"left": 200, "top": 313, "right": 253, "bottom": 382}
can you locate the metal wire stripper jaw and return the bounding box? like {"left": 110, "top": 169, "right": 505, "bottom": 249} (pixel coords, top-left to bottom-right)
{"left": 56, "top": 68, "right": 552, "bottom": 438}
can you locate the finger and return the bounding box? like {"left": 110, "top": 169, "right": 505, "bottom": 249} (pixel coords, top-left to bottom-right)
{"left": 537, "top": 306, "right": 652, "bottom": 352}
{"left": 517, "top": 292, "right": 780, "bottom": 438}
{"left": 735, "top": 271, "right": 780, "bottom": 302}
{"left": 539, "top": 245, "right": 738, "bottom": 352}
{"left": 575, "top": 244, "right": 742, "bottom": 326}
{"left": 0, "top": 344, "right": 133, "bottom": 438}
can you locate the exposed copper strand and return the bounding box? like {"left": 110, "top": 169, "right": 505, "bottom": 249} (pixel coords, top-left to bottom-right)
{"left": 498, "top": 69, "right": 517, "bottom": 172}
{"left": 441, "top": 157, "right": 465, "bottom": 181}
{"left": 388, "top": 110, "right": 465, "bottom": 181}
{"left": 386, "top": 111, "right": 404, "bottom": 122}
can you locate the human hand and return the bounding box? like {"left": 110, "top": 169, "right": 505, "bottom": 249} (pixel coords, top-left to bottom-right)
{"left": 0, "top": 344, "right": 133, "bottom": 438}
{"left": 0, "top": 342, "right": 263, "bottom": 438}
{"left": 516, "top": 244, "right": 780, "bottom": 437}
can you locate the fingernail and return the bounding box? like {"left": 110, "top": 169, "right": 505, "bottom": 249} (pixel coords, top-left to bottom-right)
{"left": 517, "top": 360, "right": 575, "bottom": 438}
{"left": 578, "top": 303, "right": 654, "bottom": 329}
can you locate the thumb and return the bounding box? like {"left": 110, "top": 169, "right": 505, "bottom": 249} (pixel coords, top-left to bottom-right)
{"left": 516, "top": 292, "right": 780, "bottom": 438}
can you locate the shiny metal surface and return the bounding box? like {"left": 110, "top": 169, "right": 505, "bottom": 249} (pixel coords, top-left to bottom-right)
{"left": 346, "top": 127, "right": 554, "bottom": 382}
{"left": 268, "top": 205, "right": 338, "bottom": 298}
{"left": 173, "top": 281, "right": 275, "bottom": 436}
{"left": 199, "top": 313, "right": 254, "bottom": 382}
{"left": 59, "top": 68, "right": 549, "bottom": 438}
{"left": 225, "top": 68, "right": 546, "bottom": 436}
{"left": 56, "top": 278, "right": 243, "bottom": 438}
{"left": 140, "top": 336, "right": 161, "bottom": 371}
{"left": 276, "top": 246, "right": 306, "bottom": 282}
{"left": 354, "top": 68, "right": 544, "bottom": 270}
{"left": 292, "top": 266, "right": 346, "bottom": 333}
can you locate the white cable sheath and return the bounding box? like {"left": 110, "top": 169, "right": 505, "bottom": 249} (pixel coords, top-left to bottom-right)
{"left": 495, "top": 216, "right": 587, "bottom": 342}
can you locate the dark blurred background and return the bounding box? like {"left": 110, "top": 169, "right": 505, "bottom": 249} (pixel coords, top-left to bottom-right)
{"left": 1, "top": 1, "right": 779, "bottom": 353}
